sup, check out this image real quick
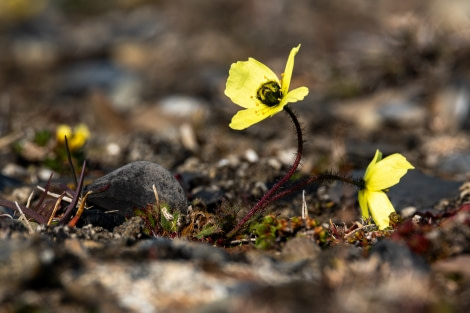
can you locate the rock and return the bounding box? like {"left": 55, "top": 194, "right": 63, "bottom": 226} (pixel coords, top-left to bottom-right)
{"left": 430, "top": 82, "right": 470, "bottom": 132}
{"left": 0, "top": 218, "right": 29, "bottom": 235}
{"left": 331, "top": 88, "right": 427, "bottom": 131}
{"left": 378, "top": 99, "right": 427, "bottom": 128}
{"left": 194, "top": 281, "right": 325, "bottom": 313}
{"left": 386, "top": 170, "right": 461, "bottom": 212}
{"left": 243, "top": 149, "right": 259, "bottom": 163}
{"left": 0, "top": 238, "right": 54, "bottom": 294}
{"left": 138, "top": 238, "right": 229, "bottom": 265}
{"left": 84, "top": 161, "right": 188, "bottom": 219}
{"left": 191, "top": 186, "right": 224, "bottom": 206}
{"left": 275, "top": 237, "right": 322, "bottom": 278}
{"left": 130, "top": 95, "right": 209, "bottom": 136}
{"left": 159, "top": 95, "right": 208, "bottom": 119}
{"left": 433, "top": 255, "right": 470, "bottom": 283}
{"left": 280, "top": 237, "right": 322, "bottom": 262}
{"left": 11, "top": 37, "right": 59, "bottom": 69}
{"left": 58, "top": 60, "right": 143, "bottom": 111}
{"left": 112, "top": 216, "right": 148, "bottom": 241}
{"left": 370, "top": 240, "right": 429, "bottom": 273}
{"left": 0, "top": 173, "right": 21, "bottom": 192}
{"left": 432, "top": 205, "right": 470, "bottom": 257}
{"left": 437, "top": 152, "right": 470, "bottom": 180}
{"left": 180, "top": 123, "right": 198, "bottom": 151}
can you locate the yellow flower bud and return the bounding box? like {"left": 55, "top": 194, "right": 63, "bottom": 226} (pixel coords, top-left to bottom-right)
{"left": 56, "top": 124, "right": 72, "bottom": 145}
{"left": 55, "top": 124, "right": 90, "bottom": 151}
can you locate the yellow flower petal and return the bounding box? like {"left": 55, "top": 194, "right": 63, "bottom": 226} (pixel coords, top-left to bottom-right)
{"left": 56, "top": 125, "right": 72, "bottom": 144}
{"left": 75, "top": 124, "right": 90, "bottom": 135}
{"left": 279, "top": 87, "right": 309, "bottom": 107}
{"left": 366, "top": 153, "right": 415, "bottom": 191}
{"left": 366, "top": 190, "right": 395, "bottom": 229}
{"left": 231, "top": 86, "right": 309, "bottom": 129}
{"left": 56, "top": 124, "right": 90, "bottom": 151}
{"left": 225, "top": 57, "right": 278, "bottom": 109}
{"left": 229, "top": 87, "right": 307, "bottom": 129}
{"left": 281, "top": 44, "right": 301, "bottom": 95}
{"left": 68, "top": 124, "right": 90, "bottom": 150}
{"left": 363, "top": 149, "right": 382, "bottom": 181}
{"left": 229, "top": 109, "right": 263, "bottom": 130}
{"left": 225, "top": 45, "right": 308, "bottom": 129}
{"left": 358, "top": 189, "right": 370, "bottom": 218}
{"left": 229, "top": 104, "right": 282, "bottom": 130}
{"left": 359, "top": 149, "right": 414, "bottom": 229}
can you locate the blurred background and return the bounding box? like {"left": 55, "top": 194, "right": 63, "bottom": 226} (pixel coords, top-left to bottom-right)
{"left": 1, "top": 0, "right": 470, "bottom": 182}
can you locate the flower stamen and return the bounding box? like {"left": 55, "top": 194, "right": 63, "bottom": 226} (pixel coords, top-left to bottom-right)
{"left": 256, "top": 81, "right": 282, "bottom": 107}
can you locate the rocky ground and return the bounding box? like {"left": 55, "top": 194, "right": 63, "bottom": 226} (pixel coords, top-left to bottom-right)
{"left": 1, "top": 1, "right": 470, "bottom": 312}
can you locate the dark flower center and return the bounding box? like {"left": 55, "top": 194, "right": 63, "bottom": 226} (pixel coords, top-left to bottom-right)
{"left": 257, "top": 81, "right": 282, "bottom": 107}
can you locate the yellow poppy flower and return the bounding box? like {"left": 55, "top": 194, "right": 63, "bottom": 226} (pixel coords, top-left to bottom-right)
{"left": 358, "top": 149, "right": 414, "bottom": 229}
{"left": 56, "top": 123, "right": 90, "bottom": 151}
{"left": 225, "top": 44, "right": 309, "bottom": 130}
{"left": 56, "top": 125, "right": 72, "bottom": 143}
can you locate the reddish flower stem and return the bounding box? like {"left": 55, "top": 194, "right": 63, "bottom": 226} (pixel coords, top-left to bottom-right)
{"left": 260, "top": 172, "right": 363, "bottom": 209}
{"left": 227, "top": 106, "right": 303, "bottom": 238}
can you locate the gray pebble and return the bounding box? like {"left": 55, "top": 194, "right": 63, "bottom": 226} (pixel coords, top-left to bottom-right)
{"left": 138, "top": 238, "right": 229, "bottom": 265}
{"left": 84, "top": 161, "right": 188, "bottom": 218}
{"left": 438, "top": 152, "right": 470, "bottom": 179}
{"left": 378, "top": 99, "right": 427, "bottom": 127}
{"left": 370, "top": 240, "right": 429, "bottom": 273}
{"left": 387, "top": 169, "right": 461, "bottom": 211}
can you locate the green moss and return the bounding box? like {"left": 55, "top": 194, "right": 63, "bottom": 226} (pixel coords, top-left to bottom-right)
{"left": 134, "top": 204, "right": 160, "bottom": 236}
{"left": 196, "top": 224, "right": 220, "bottom": 239}
{"left": 34, "top": 129, "right": 52, "bottom": 146}
{"left": 251, "top": 214, "right": 279, "bottom": 249}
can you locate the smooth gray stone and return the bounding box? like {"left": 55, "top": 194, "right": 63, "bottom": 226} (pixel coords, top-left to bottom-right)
{"left": 438, "top": 152, "right": 470, "bottom": 179}
{"left": 387, "top": 170, "right": 461, "bottom": 212}
{"left": 84, "top": 161, "right": 188, "bottom": 218}
{"left": 371, "top": 240, "right": 429, "bottom": 273}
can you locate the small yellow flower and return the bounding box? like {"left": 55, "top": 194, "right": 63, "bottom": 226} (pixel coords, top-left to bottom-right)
{"left": 56, "top": 125, "right": 72, "bottom": 143}
{"left": 358, "top": 149, "right": 414, "bottom": 229}
{"left": 225, "top": 44, "right": 309, "bottom": 130}
{"left": 56, "top": 124, "right": 90, "bottom": 151}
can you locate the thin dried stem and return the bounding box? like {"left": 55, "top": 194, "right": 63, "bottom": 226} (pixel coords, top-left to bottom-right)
{"left": 47, "top": 193, "right": 65, "bottom": 226}
{"left": 64, "top": 135, "right": 78, "bottom": 187}
{"left": 153, "top": 184, "right": 160, "bottom": 206}
{"left": 60, "top": 160, "right": 87, "bottom": 225}
{"left": 34, "top": 172, "right": 54, "bottom": 214}
{"left": 0, "top": 199, "right": 47, "bottom": 224}
{"left": 36, "top": 186, "right": 73, "bottom": 203}
{"left": 26, "top": 189, "right": 35, "bottom": 208}
{"left": 301, "top": 190, "right": 308, "bottom": 220}
{"left": 68, "top": 190, "right": 93, "bottom": 227}
{"left": 15, "top": 201, "right": 34, "bottom": 234}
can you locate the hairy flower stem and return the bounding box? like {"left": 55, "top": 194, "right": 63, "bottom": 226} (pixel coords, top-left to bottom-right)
{"left": 227, "top": 106, "right": 303, "bottom": 238}
{"left": 261, "top": 173, "right": 364, "bottom": 209}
